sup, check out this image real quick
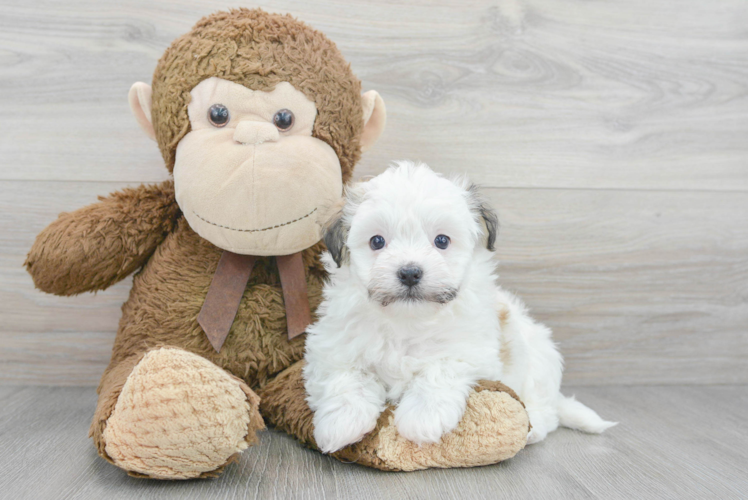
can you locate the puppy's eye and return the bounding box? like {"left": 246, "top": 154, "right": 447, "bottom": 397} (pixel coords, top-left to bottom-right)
{"left": 273, "top": 109, "right": 295, "bottom": 131}
{"left": 208, "top": 104, "right": 230, "bottom": 127}
{"left": 370, "top": 235, "right": 385, "bottom": 250}
{"left": 434, "top": 234, "right": 450, "bottom": 249}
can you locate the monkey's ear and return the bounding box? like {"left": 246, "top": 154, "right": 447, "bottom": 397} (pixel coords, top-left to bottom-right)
{"left": 468, "top": 184, "right": 500, "bottom": 251}
{"left": 322, "top": 207, "right": 349, "bottom": 268}
{"left": 128, "top": 82, "right": 156, "bottom": 141}
{"left": 360, "top": 90, "right": 386, "bottom": 153}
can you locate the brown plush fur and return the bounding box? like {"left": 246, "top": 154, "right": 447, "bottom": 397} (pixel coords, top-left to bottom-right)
{"left": 26, "top": 8, "right": 528, "bottom": 479}
{"left": 152, "top": 8, "right": 363, "bottom": 183}
{"left": 25, "top": 181, "right": 179, "bottom": 295}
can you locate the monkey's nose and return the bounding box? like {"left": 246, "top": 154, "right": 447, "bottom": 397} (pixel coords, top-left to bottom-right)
{"left": 397, "top": 265, "right": 423, "bottom": 287}
{"left": 233, "top": 121, "right": 280, "bottom": 145}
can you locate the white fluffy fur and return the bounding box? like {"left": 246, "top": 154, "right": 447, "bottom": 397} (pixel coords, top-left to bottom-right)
{"left": 303, "top": 161, "right": 616, "bottom": 453}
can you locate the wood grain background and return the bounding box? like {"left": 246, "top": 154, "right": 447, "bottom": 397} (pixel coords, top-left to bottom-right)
{"left": 1, "top": 0, "right": 746, "bottom": 386}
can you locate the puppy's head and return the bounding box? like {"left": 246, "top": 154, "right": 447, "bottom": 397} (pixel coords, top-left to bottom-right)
{"left": 323, "top": 161, "right": 498, "bottom": 308}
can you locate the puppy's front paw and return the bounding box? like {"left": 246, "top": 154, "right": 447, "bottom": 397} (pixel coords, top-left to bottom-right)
{"left": 313, "top": 403, "right": 379, "bottom": 453}
{"left": 394, "top": 392, "right": 466, "bottom": 446}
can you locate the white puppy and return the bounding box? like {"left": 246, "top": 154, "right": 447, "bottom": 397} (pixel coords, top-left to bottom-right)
{"left": 304, "top": 161, "right": 616, "bottom": 453}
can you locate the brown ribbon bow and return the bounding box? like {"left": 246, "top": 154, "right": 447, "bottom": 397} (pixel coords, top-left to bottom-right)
{"left": 197, "top": 250, "right": 311, "bottom": 352}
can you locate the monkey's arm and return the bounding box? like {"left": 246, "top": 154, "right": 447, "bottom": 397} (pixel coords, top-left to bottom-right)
{"left": 25, "top": 180, "right": 179, "bottom": 296}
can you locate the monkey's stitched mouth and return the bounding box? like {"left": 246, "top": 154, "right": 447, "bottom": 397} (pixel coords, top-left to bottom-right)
{"left": 192, "top": 207, "right": 317, "bottom": 233}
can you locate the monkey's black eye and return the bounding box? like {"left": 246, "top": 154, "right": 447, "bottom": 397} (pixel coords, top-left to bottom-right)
{"left": 434, "top": 235, "right": 450, "bottom": 249}
{"left": 208, "top": 104, "right": 229, "bottom": 127}
{"left": 273, "top": 109, "right": 295, "bottom": 131}
{"left": 370, "top": 235, "right": 385, "bottom": 251}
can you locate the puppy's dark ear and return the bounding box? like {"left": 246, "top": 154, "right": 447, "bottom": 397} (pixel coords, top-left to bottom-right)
{"left": 322, "top": 183, "right": 367, "bottom": 266}
{"left": 468, "top": 184, "right": 499, "bottom": 251}
{"left": 322, "top": 206, "right": 349, "bottom": 268}
{"left": 479, "top": 202, "right": 499, "bottom": 251}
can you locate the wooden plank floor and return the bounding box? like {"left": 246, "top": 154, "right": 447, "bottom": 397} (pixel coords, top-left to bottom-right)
{"left": 1, "top": 385, "right": 746, "bottom": 499}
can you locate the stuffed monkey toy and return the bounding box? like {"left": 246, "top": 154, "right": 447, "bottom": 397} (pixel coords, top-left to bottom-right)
{"left": 25, "top": 9, "right": 529, "bottom": 479}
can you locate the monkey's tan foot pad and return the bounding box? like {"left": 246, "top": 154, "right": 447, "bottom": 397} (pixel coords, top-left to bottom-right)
{"left": 333, "top": 380, "right": 530, "bottom": 471}
{"left": 257, "top": 362, "right": 529, "bottom": 472}
{"left": 102, "top": 347, "right": 264, "bottom": 479}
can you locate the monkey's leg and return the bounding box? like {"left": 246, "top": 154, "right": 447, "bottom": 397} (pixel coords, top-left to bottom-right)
{"left": 89, "top": 347, "right": 264, "bottom": 479}
{"left": 258, "top": 361, "right": 529, "bottom": 471}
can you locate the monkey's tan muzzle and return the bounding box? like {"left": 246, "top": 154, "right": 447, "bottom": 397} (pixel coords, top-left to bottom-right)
{"left": 233, "top": 121, "right": 280, "bottom": 145}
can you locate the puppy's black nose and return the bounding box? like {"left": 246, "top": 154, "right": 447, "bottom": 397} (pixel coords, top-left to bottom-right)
{"left": 398, "top": 265, "right": 423, "bottom": 287}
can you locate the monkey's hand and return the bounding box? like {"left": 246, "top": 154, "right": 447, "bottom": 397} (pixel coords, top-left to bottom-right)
{"left": 25, "top": 179, "right": 178, "bottom": 295}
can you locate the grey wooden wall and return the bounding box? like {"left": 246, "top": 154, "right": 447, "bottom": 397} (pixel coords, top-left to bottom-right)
{"left": 1, "top": 0, "right": 746, "bottom": 386}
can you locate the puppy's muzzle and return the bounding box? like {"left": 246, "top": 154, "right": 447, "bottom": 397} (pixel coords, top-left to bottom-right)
{"left": 397, "top": 265, "right": 423, "bottom": 287}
